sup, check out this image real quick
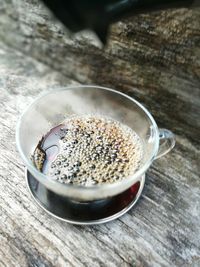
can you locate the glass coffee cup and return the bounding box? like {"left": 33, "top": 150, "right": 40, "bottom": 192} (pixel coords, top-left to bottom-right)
{"left": 16, "top": 86, "right": 175, "bottom": 224}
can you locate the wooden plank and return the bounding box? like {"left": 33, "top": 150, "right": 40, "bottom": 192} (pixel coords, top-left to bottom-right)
{"left": 0, "top": 0, "right": 200, "bottom": 266}
{"left": 0, "top": 1, "right": 199, "bottom": 90}
{"left": 0, "top": 42, "right": 200, "bottom": 267}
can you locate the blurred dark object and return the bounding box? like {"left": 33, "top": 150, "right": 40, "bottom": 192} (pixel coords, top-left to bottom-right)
{"left": 41, "top": 0, "right": 198, "bottom": 44}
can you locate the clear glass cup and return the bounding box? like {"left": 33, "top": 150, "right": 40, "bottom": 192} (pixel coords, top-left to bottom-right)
{"left": 16, "top": 85, "right": 175, "bottom": 201}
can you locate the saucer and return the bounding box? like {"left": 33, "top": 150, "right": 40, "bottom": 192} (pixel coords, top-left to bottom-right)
{"left": 26, "top": 169, "right": 145, "bottom": 225}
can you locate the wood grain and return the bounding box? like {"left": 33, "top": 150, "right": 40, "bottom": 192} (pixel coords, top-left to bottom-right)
{"left": 0, "top": 0, "right": 200, "bottom": 266}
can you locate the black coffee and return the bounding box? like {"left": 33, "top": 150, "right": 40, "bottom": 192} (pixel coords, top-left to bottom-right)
{"left": 32, "top": 115, "right": 143, "bottom": 186}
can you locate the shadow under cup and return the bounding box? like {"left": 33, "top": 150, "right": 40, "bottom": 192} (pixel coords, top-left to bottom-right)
{"left": 16, "top": 86, "right": 175, "bottom": 202}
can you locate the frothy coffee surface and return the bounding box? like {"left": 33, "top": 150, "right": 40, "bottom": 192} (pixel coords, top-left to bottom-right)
{"left": 32, "top": 115, "right": 143, "bottom": 186}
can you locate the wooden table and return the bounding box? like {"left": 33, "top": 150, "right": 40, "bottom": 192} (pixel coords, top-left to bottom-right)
{"left": 0, "top": 1, "right": 200, "bottom": 266}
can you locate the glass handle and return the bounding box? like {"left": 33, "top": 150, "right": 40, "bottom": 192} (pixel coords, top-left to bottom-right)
{"left": 155, "top": 129, "right": 175, "bottom": 159}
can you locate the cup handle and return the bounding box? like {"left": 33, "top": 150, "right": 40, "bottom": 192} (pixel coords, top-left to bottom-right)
{"left": 155, "top": 129, "right": 175, "bottom": 159}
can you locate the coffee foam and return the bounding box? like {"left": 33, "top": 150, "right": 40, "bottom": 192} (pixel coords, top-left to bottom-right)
{"left": 47, "top": 115, "right": 143, "bottom": 186}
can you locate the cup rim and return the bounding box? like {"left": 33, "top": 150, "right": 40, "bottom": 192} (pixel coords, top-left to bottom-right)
{"left": 16, "top": 85, "right": 159, "bottom": 196}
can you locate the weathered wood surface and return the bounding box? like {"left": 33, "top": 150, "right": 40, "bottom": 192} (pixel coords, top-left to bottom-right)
{"left": 0, "top": 0, "right": 200, "bottom": 93}
{"left": 0, "top": 0, "right": 200, "bottom": 266}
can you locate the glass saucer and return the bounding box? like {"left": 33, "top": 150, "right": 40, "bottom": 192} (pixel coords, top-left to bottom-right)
{"left": 26, "top": 169, "right": 145, "bottom": 225}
